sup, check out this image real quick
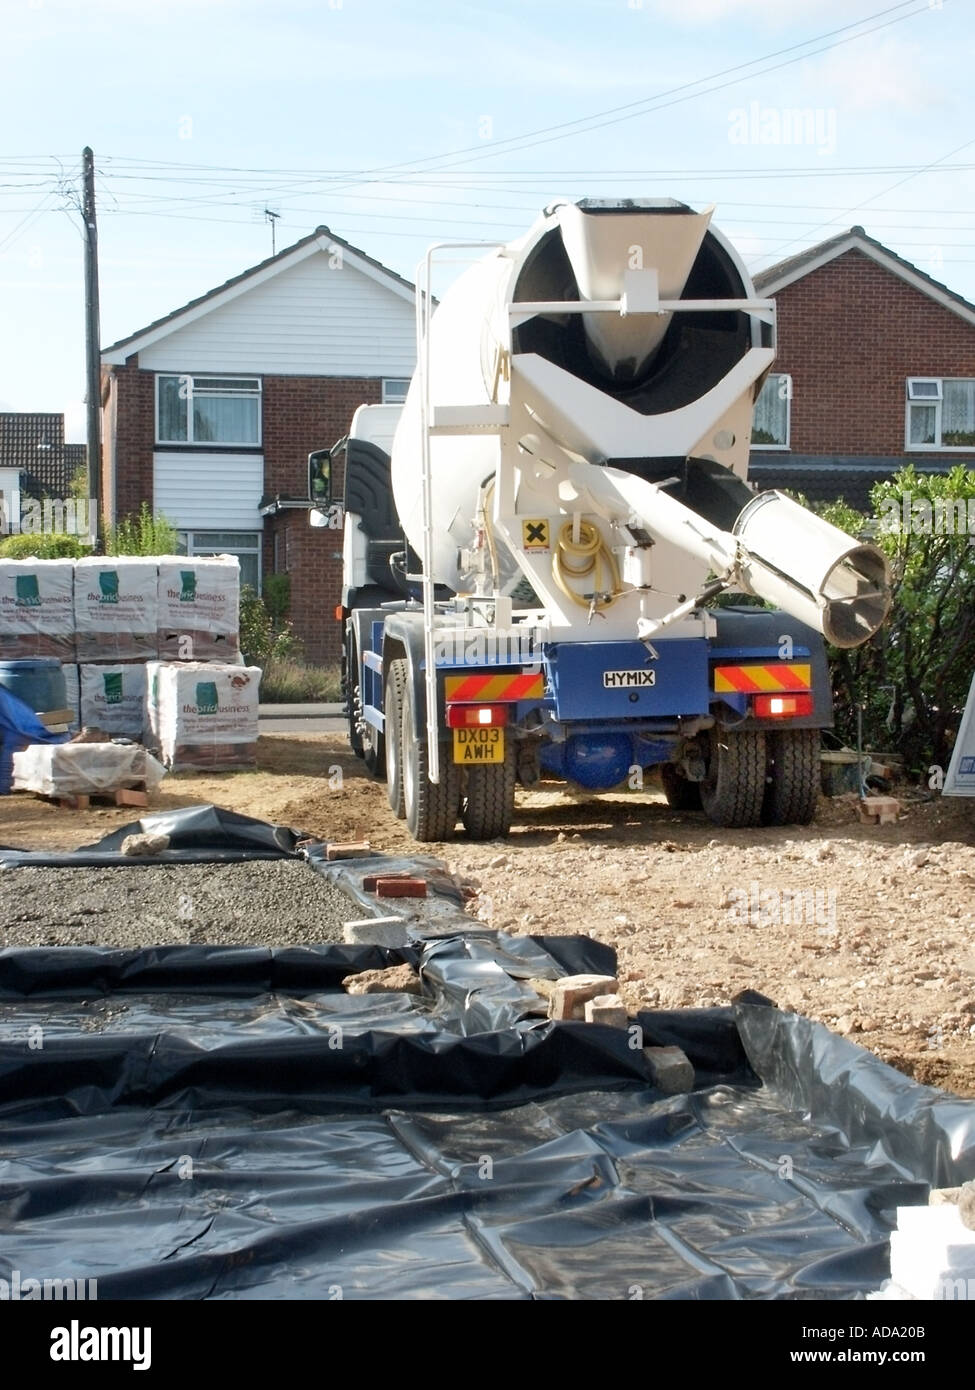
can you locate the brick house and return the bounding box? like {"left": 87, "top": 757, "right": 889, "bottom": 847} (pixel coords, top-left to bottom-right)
{"left": 748, "top": 227, "right": 975, "bottom": 509}
{"left": 0, "top": 413, "right": 86, "bottom": 534}
{"left": 100, "top": 227, "right": 417, "bottom": 663}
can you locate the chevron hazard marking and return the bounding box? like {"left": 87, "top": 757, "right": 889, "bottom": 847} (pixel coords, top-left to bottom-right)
{"left": 713, "top": 664, "right": 812, "bottom": 694}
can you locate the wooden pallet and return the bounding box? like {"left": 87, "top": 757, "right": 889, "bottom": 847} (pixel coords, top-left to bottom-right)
{"left": 45, "top": 786, "right": 149, "bottom": 811}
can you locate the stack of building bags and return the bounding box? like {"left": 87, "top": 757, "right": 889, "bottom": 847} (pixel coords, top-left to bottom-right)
{"left": 0, "top": 554, "right": 260, "bottom": 773}
{"left": 72, "top": 556, "right": 156, "bottom": 740}
{"left": 149, "top": 556, "right": 260, "bottom": 770}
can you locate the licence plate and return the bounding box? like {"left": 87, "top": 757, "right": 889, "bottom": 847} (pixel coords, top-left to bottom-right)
{"left": 452, "top": 727, "right": 505, "bottom": 764}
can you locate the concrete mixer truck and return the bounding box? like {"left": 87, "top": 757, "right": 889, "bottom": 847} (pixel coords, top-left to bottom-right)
{"left": 313, "top": 199, "right": 891, "bottom": 842}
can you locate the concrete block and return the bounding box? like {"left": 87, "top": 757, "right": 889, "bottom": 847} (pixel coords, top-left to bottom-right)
{"left": 645, "top": 1044, "right": 695, "bottom": 1094}
{"left": 342, "top": 918, "right": 409, "bottom": 948}
{"left": 549, "top": 974, "right": 619, "bottom": 1021}
{"left": 326, "top": 840, "right": 372, "bottom": 861}
{"left": 584, "top": 993, "right": 628, "bottom": 1028}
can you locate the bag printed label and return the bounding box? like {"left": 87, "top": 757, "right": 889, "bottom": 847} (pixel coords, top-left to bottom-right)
{"left": 15, "top": 574, "right": 40, "bottom": 607}
{"left": 98, "top": 571, "right": 120, "bottom": 604}
{"left": 195, "top": 681, "right": 218, "bottom": 714}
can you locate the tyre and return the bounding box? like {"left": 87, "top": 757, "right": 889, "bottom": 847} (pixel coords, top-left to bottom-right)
{"left": 384, "top": 658, "right": 408, "bottom": 819}
{"left": 660, "top": 762, "right": 703, "bottom": 812}
{"left": 700, "top": 728, "right": 767, "bottom": 828}
{"left": 762, "top": 727, "right": 820, "bottom": 826}
{"left": 401, "top": 679, "right": 459, "bottom": 842}
{"left": 462, "top": 746, "right": 517, "bottom": 839}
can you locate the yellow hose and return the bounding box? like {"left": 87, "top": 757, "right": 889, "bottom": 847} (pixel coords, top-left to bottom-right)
{"left": 552, "top": 520, "right": 622, "bottom": 610}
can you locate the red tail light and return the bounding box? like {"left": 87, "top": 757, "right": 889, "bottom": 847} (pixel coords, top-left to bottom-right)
{"left": 445, "top": 704, "right": 509, "bottom": 729}
{"left": 753, "top": 693, "right": 814, "bottom": 718}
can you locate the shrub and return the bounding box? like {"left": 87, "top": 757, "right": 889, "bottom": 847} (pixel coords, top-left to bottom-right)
{"left": 239, "top": 583, "right": 335, "bottom": 702}
{"left": 262, "top": 573, "right": 290, "bottom": 626}
{"left": 0, "top": 532, "right": 87, "bottom": 559}
{"left": 259, "top": 659, "right": 341, "bottom": 703}
{"left": 239, "top": 585, "right": 273, "bottom": 667}
{"left": 105, "top": 503, "right": 179, "bottom": 556}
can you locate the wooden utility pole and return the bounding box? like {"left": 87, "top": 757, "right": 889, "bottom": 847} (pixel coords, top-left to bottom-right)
{"left": 82, "top": 146, "right": 102, "bottom": 548}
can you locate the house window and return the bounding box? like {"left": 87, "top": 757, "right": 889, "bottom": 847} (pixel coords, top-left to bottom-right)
{"left": 906, "top": 377, "right": 975, "bottom": 449}
{"left": 752, "top": 373, "right": 791, "bottom": 448}
{"left": 157, "top": 375, "right": 262, "bottom": 446}
{"left": 177, "top": 530, "right": 261, "bottom": 593}
{"left": 381, "top": 378, "right": 410, "bottom": 405}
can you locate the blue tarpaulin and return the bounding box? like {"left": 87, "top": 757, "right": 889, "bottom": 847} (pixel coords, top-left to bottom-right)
{"left": 0, "top": 684, "right": 68, "bottom": 794}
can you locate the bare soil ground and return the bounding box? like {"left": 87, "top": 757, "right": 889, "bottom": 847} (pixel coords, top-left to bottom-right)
{"left": 2, "top": 731, "right": 974, "bottom": 1097}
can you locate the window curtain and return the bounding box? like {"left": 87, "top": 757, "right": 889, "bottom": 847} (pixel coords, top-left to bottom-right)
{"left": 942, "top": 380, "right": 975, "bottom": 441}
{"left": 909, "top": 405, "right": 936, "bottom": 445}
{"left": 753, "top": 376, "right": 787, "bottom": 444}
{"left": 192, "top": 394, "right": 259, "bottom": 444}
{"left": 158, "top": 377, "right": 188, "bottom": 441}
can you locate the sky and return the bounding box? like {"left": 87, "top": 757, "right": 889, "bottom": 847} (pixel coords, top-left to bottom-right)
{"left": 1, "top": 0, "right": 973, "bottom": 441}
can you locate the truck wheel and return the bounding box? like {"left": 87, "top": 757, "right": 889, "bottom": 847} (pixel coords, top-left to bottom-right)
{"left": 763, "top": 728, "right": 821, "bottom": 826}
{"left": 384, "top": 659, "right": 408, "bottom": 818}
{"left": 462, "top": 748, "right": 516, "bottom": 840}
{"left": 700, "top": 728, "right": 766, "bottom": 828}
{"left": 345, "top": 634, "right": 364, "bottom": 759}
{"left": 660, "top": 763, "right": 702, "bottom": 812}
{"left": 401, "top": 679, "right": 459, "bottom": 842}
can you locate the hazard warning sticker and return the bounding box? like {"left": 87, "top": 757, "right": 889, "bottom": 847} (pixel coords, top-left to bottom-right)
{"left": 522, "top": 519, "right": 550, "bottom": 551}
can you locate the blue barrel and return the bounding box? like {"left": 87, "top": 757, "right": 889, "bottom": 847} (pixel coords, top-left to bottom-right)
{"left": 0, "top": 659, "right": 67, "bottom": 713}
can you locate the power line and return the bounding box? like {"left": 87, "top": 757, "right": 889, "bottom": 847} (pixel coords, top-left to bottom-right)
{"left": 755, "top": 132, "right": 975, "bottom": 265}
{"left": 0, "top": 187, "right": 62, "bottom": 254}
{"left": 354, "top": 2, "right": 934, "bottom": 182}
{"left": 0, "top": 0, "right": 933, "bottom": 219}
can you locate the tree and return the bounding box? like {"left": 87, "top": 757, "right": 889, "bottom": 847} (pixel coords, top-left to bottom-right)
{"left": 819, "top": 465, "right": 975, "bottom": 773}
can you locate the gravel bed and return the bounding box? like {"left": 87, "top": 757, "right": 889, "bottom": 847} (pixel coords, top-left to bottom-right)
{"left": 0, "top": 861, "right": 356, "bottom": 949}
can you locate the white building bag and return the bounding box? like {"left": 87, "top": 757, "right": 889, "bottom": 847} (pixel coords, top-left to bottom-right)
{"left": 156, "top": 555, "right": 240, "bottom": 661}
{"left": 149, "top": 661, "right": 260, "bottom": 770}
{"left": 0, "top": 559, "right": 75, "bottom": 661}
{"left": 74, "top": 556, "right": 158, "bottom": 661}
{"left": 80, "top": 662, "right": 147, "bottom": 740}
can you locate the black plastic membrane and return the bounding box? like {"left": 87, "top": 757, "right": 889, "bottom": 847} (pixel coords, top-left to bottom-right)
{"left": 0, "top": 807, "right": 973, "bottom": 1299}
